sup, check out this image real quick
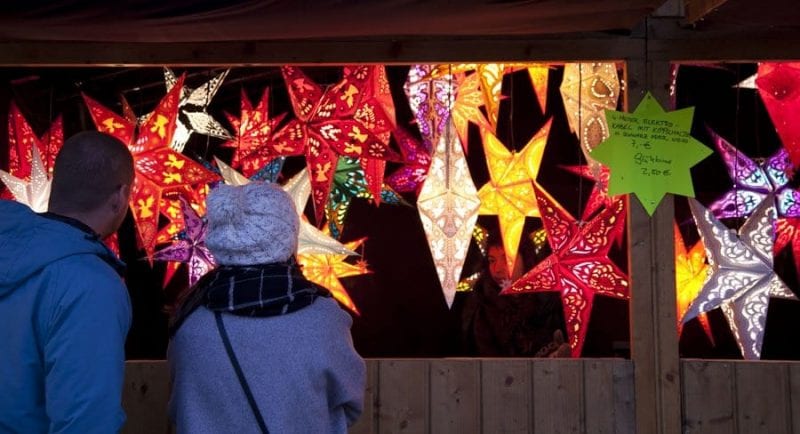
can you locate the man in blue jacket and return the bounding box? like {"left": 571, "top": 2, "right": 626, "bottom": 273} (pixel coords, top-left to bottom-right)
{"left": 0, "top": 131, "right": 134, "bottom": 433}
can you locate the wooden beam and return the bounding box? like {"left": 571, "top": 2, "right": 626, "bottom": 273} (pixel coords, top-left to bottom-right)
{"left": 0, "top": 36, "right": 641, "bottom": 66}
{"left": 626, "top": 58, "right": 682, "bottom": 434}
{"left": 683, "top": 0, "right": 729, "bottom": 23}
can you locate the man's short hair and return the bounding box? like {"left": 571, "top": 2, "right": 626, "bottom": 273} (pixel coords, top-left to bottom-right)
{"left": 49, "top": 131, "right": 134, "bottom": 213}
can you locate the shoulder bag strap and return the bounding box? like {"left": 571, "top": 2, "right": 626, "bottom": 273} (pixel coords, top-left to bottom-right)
{"left": 214, "top": 311, "right": 270, "bottom": 434}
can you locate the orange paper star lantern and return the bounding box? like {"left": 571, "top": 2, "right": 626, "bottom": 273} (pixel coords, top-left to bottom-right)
{"left": 674, "top": 224, "right": 713, "bottom": 342}
{"left": 297, "top": 235, "right": 369, "bottom": 315}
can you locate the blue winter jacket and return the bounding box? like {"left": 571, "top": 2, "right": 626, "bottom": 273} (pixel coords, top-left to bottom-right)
{"left": 0, "top": 200, "right": 132, "bottom": 434}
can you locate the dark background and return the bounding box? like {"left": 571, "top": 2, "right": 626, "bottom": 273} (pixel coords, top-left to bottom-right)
{"left": 6, "top": 63, "right": 796, "bottom": 360}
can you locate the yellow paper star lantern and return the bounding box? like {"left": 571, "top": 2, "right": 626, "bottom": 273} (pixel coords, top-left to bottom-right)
{"left": 528, "top": 65, "right": 550, "bottom": 112}
{"left": 559, "top": 63, "right": 620, "bottom": 176}
{"left": 477, "top": 120, "right": 551, "bottom": 275}
{"left": 297, "top": 236, "right": 369, "bottom": 315}
{"left": 674, "top": 224, "right": 713, "bottom": 342}
{"left": 418, "top": 120, "right": 480, "bottom": 307}
{"left": 0, "top": 143, "right": 51, "bottom": 212}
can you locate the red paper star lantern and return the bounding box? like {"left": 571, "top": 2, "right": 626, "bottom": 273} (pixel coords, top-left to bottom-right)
{"left": 223, "top": 88, "right": 288, "bottom": 178}
{"left": 273, "top": 66, "right": 398, "bottom": 223}
{"left": 757, "top": 62, "right": 800, "bottom": 167}
{"left": 502, "top": 186, "right": 629, "bottom": 357}
{"left": 4, "top": 102, "right": 63, "bottom": 201}
{"left": 82, "top": 76, "right": 220, "bottom": 257}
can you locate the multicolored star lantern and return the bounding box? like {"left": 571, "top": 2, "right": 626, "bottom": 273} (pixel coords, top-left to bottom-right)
{"left": 297, "top": 234, "right": 369, "bottom": 315}
{"left": 4, "top": 102, "right": 63, "bottom": 200}
{"left": 0, "top": 142, "right": 51, "bottom": 212}
{"left": 674, "top": 223, "right": 713, "bottom": 342}
{"left": 274, "top": 66, "right": 398, "bottom": 223}
{"left": 83, "top": 76, "right": 221, "bottom": 257}
{"left": 685, "top": 197, "right": 798, "bottom": 359}
{"left": 403, "top": 65, "right": 456, "bottom": 151}
{"left": 503, "top": 186, "right": 629, "bottom": 357}
{"left": 385, "top": 126, "right": 432, "bottom": 194}
{"left": 152, "top": 196, "right": 214, "bottom": 287}
{"left": 214, "top": 157, "right": 355, "bottom": 257}
{"left": 160, "top": 68, "right": 231, "bottom": 152}
{"left": 559, "top": 63, "right": 620, "bottom": 178}
{"left": 223, "top": 88, "right": 288, "bottom": 178}
{"left": 477, "top": 120, "right": 551, "bottom": 276}
{"left": 325, "top": 156, "right": 404, "bottom": 240}
{"left": 707, "top": 127, "right": 800, "bottom": 219}
{"left": 418, "top": 121, "right": 480, "bottom": 307}
{"left": 756, "top": 62, "right": 800, "bottom": 167}
{"left": 590, "top": 92, "right": 712, "bottom": 215}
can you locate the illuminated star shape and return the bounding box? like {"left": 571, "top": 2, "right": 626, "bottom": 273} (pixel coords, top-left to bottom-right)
{"left": 0, "top": 142, "right": 51, "bottom": 212}
{"left": 273, "top": 66, "right": 398, "bottom": 224}
{"left": 297, "top": 235, "right": 369, "bottom": 315}
{"left": 674, "top": 223, "right": 713, "bottom": 343}
{"left": 707, "top": 127, "right": 800, "bottom": 219}
{"left": 325, "top": 156, "right": 404, "bottom": 240}
{"left": 83, "top": 75, "right": 221, "bottom": 257}
{"left": 418, "top": 121, "right": 480, "bottom": 308}
{"left": 477, "top": 119, "right": 550, "bottom": 275}
{"left": 153, "top": 197, "right": 214, "bottom": 287}
{"left": 560, "top": 63, "right": 621, "bottom": 177}
{"left": 223, "top": 87, "right": 288, "bottom": 179}
{"left": 590, "top": 92, "right": 712, "bottom": 215}
{"left": 685, "top": 196, "right": 798, "bottom": 359}
{"left": 385, "top": 126, "right": 432, "bottom": 194}
{"left": 503, "top": 186, "right": 629, "bottom": 358}
{"left": 162, "top": 67, "right": 231, "bottom": 152}
{"left": 756, "top": 62, "right": 800, "bottom": 167}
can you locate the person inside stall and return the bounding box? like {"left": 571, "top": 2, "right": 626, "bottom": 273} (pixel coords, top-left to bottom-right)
{"left": 455, "top": 233, "right": 571, "bottom": 357}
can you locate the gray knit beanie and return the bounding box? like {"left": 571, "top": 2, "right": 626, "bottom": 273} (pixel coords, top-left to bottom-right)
{"left": 205, "top": 181, "right": 300, "bottom": 266}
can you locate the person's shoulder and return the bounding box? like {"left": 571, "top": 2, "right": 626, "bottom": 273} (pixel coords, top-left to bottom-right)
{"left": 43, "top": 254, "right": 127, "bottom": 300}
{"left": 306, "top": 296, "right": 354, "bottom": 329}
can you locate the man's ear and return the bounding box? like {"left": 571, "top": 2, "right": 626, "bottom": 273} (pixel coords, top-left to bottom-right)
{"left": 113, "top": 184, "right": 131, "bottom": 211}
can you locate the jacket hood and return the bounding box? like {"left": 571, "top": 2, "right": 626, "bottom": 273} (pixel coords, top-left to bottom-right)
{"left": 0, "top": 200, "right": 123, "bottom": 297}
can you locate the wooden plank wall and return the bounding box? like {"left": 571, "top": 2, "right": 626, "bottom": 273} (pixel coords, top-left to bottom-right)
{"left": 122, "top": 359, "right": 635, "bottom": 434}
{"left": 682, "top": 360, "right": 799, "bottom": 434}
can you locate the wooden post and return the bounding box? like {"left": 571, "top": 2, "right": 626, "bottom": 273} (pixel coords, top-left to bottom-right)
{"left": 626, "top": 31, "right": 682, "bottom": 434}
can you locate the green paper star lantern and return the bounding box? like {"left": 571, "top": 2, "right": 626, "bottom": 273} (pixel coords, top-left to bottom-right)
{"left": 590, "top": 92, "right": 712, "bottom": 215}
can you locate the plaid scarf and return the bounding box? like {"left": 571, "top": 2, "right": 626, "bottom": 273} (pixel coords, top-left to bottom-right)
{"left": 170, "top": 257, "right": 330, "bottom": 336}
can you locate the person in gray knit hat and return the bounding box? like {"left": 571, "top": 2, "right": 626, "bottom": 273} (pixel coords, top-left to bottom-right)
{"left": 168, "top": 181, "right": 366, "bottom": 434}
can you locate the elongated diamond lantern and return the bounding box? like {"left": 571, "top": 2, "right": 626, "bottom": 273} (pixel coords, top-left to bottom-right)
{"left": 477, "top": 120, "right": 550, "bottom": 276}
{"left": 560, "top": 63, "right": 620, "bottom": 177}
{"left": 418, "top": 121, "right": 480, "bottom": 307}
{"left": 674, "top": 224, "right": 713, "bottom": 342}
{"left": 274, "top": 66, "right": 398, "bottom": 223}
{"left": 83, "top": 76, "right": 220, "bottom": 257}
{"left": 503, "top": 186, "right": 629, "bottom": 357}
{"left": 685, "top": 197, "right": 798, "bottom": 359}
{"left": 0, "top": 142, "right": 51, "bottom": 212}
{"left": 757, "top": 62, "right": 800, "bottom": 167}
